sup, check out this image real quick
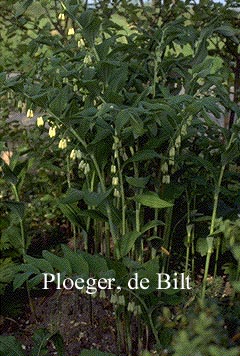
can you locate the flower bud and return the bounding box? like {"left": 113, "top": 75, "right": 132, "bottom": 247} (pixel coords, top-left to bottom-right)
{"left": 113, "top": 188, "right": 120, "bottom": 198}
{"left": 169, "top": 146, "right": 175, "bottom": 158}
{"left": 162, "top": 175, "right": 170, "bottom": 184}
{"left": 73, "top": 84, "right": 78, "bottom": 92}
{"left": 78, "top": 38, "right": 85, "bottom": 48}
{"left": 118, "top": 295, "right": 125, "bottom": 306}
{"left": 58, "top": 138, "right": 67, "bottom": 149}
{"left": 161, "top": 162, "right": 168, "bottom": 174}
{"left": 76, "top": 150, "right": 82, "bottom": 159}
{"left": 70, "top": 149, "right": 76, "bottom": 160}
{"left": 113, "top": 136, "right": 120, "bottom": 144}
{"left": 17, "top": 100, "right": 23, "bottom": 109}
{"left": 112, "top": 177, "right": 119, "bottom": 186}
{"left": 110, "top": 294, "right": 118, "bottom": 304}
{"left": 27, "top": 109, "right": 34, "bottom": 118}
{"left": 36, "top": 116, "right": 44, "bottom": 127}
{"left": 48, "top": 126, "right": 56, "bottom": 138}
{"left": 79, "top": 160, "right": 86, "bottom": 170}
{"left": 58, "top": 13, "right": 65, "bottom": 20}
{"left": 175, "top": 135, "right": 181, "bottom": 148}
{"left": 127, "top": 301, "right": 135, "bottom": 312}
{"left": 84, "top": 163, "right": 90, "bottom": 175}
{"left": 67, "top": 27, "right": 75, "bottom": 36}
{"left": 181, "top": 124, "right": 187, "bottom": 136}
{"left": 83, "top": 54, "right": 92, "bottom": 65}
{"left": 111, "top": 164, "right": 117, "bottom": 174}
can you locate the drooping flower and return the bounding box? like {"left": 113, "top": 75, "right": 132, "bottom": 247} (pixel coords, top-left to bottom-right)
{"left": 77, "top": 38, "right": 85, "bottom": 48}
{"left": 67, "top": 27, "right": 75, "bottom": 36}
{"left": 58, "top": 13, "right": 65, "bottom": 20}
{"left": 27, "top": 109, "right": 34, "bottom": 118}
{"left": 112, "top": 177, "right": 119, "bottom": 186}
{"left": 48, "top": 126, "right": 56, "bottom": 138}
{"left": 36, "top": 116, "right": 44, "bottom": 127}
{"left": 58, "top": 138, "right": 67, "bottom": 149}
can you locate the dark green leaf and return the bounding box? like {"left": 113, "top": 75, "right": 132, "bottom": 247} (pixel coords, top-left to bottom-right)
{"left": 134, "top": 192, "right": 173, "bottom": 209}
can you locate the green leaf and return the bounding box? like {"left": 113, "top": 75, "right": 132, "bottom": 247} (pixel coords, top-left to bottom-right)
{"left": 115, "top": 110, "right": 131, "bottom": 133}
{"left": 1, "top": 163, "right": 18, "bottom": 185}
{"left": 232, "top": 245, "right": 240, "bottom": 262}
{"left": 0, "top": 258, "right": 15, "bottom": 285}
{"left": 232, "top": 281, "right": 240, "bottom": 293}
{"left": 42, "top": 251, "right": 72, "bottom": 275}
{"left": 196, "top": 238, "right": 208, "bottom": 257}
{"left": 15, "top": 0, "right": 34, "bottom": 17}
{"left": 221, "top": 142, "right": 240, "bottom": 166}
{"left": 126, "top": 176, "right": 150, "bottom": 188}
{"left": 0, "top": 336, "right": 25, "bottom": 356}
{"left": 61, "top": 244, "right": 89, "bottom": 276}
{"left": 134, "top": 192, "right": 173, "bottom": 209}
{"left": 27, "top": 274, "right": 44, "bottom": 289}
{"left": 2, "top": 201, "right": 25, "bottom": 220}
{"left": 82, "top": 189, "right": 112, "bottom": 207}
{"left": 13, "top": 271, "right": 34, "bottom": 290}
{"left": 141, "top": 220, "right": 165, "bottom": 234}
{"left": 136, "top": 257, "right": 160, "bottom": 294}
{"left": 123, "top": 150, "right": 160, "bottom": 166}
{"left": 58, "top": 203, "right": 85, "bottom": 228}
{"left": 31, "top": 328, "right": 65, "bottom": 356}
{"left": 119, "top": 231, "right": 142, "bottom": 258}
{"left": 49, "top": 332, "right": 65, "bottom": 356}
{"left": 59, "top": 188, "right": 83, "bottom": 204}
{"left": 25, "top": 255, "right": 54, "bottom": 273}
{"left": 80, "top": 252, "right": 108, "bottom": 276}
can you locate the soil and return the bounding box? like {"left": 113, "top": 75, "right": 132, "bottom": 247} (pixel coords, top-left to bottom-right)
{"left": 1, "top": 288, "right": 121, "bottom": 355}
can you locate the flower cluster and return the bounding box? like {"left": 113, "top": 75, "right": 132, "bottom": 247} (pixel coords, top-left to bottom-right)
{"left": 58, "top": 138, "right": 67, "bottom": 149}
{"left": 79, "top": 160, "right": 90, "bottom": 175}
{"left": 70, "top": 149, "right": 82, "bottom": 160}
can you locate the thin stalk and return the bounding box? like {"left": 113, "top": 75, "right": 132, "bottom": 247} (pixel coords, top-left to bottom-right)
{"left": 11, "top": 184, "right": 36, "bottom": 316}
{"left": 11, "top": 184, "right": 25, "bottom": 256}
{"left": 117, "top": 155, "right": 126, "bottom": 236}
{"left": 202, "top": 129, "right": 236, "bottom": 300}
{"left": 151, "top": 208, "right": 158, "bottom": 259}
{"left": 120, "top": 286, "right": 161, "bottom": 350}
{"left": 66, "top": 155, "right": 71, "bottom": 189}
{"left": 90, "top": 153, "right": 120, "bottom": 259}
{"left": 201, "top": 165, "right": 225, "bottom": 301}
{"left": 191, "top": 227, "right": 195, "bottom": 276}
{"left": 185, "top": 224, "right": 193, "bottom": 277}
{"left": 161, "top": 206, "right": 173, "bottom": 274}
{"left": 125, "top": 313, "right": 132, "bottom": 355}
{"left": 213, "top": 236, "right": 221, "bottom": 278}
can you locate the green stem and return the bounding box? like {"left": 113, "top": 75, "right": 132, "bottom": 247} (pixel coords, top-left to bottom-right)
{"left": 90, "top": 154, "right": 120, "bottom": 259}
{"left": 202, "top": 164, "right": 225, "bottom": 301}
{"left": 117, "top": 155, "right": 126, "bottom": 236}
{"left": 213, "top": 236, "right": 221, "bottom": 278}
{"left": 161, "top": 206, "right": 173, "bottom": 274}
{"left": 120, "top": 286, "right": 161, "bottom": 350}
{"left": 11, "top": 184, "right": 25, "bottom": 256}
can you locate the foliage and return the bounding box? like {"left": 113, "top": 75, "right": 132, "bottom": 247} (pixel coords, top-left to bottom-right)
{"left": 0, "top": 329, "right": 64, "bottom": 356}
{"left": 172, "top": 302, "right": 240, "bottom": 356}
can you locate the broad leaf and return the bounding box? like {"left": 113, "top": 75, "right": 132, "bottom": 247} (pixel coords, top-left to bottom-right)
{"left": 134, "top": 192, "right": 173, "bottom": 209}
